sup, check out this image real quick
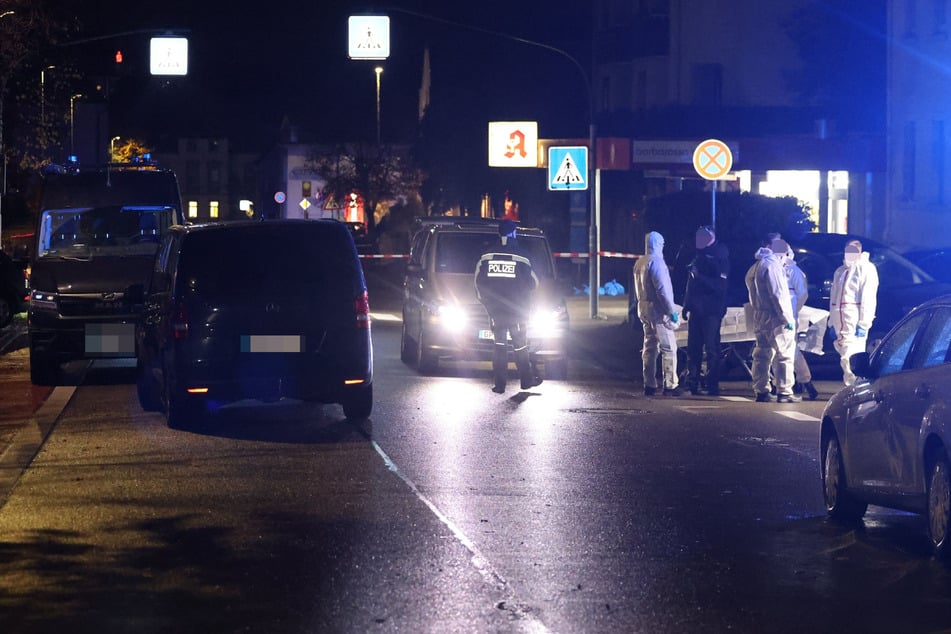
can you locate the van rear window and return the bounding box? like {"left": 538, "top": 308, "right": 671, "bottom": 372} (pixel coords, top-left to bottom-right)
{"left": 179, "top": 224, "right": 365, "bottom": 299}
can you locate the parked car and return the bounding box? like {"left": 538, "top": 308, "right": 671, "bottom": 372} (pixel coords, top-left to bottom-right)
{"left": 28, "top": 163, "right": 184, "bottom": 385}
{"left": 788, "top": 233, "right": 951, "bottom": 352}
{"left": 0, "top": 250, "right": 28, "bottom": 328}
{"left": 819, "top": 294, "right": 951, "bottom": 558}
{"left": 135, "top": 220, "right": 373, "bottom": 428}
{"left": 401, "top": 217, "right": 569, "bottom": 378}
{"left": 904, "top": 248, "right": 951, "bottom": 284}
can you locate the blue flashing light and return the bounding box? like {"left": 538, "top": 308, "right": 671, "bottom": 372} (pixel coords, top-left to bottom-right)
{"left": 67, "top": 155, "right": 78, "bottom": 163}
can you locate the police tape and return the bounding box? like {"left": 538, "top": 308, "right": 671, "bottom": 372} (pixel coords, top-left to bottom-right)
{"left": 358, "top": 252, "right": 641, "bottom": 259}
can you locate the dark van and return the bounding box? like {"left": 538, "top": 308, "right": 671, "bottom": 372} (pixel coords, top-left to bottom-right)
{"left": 28, "top": 163, "right": 184, "bottom": 384}
{"left": 135, "top": 220, "right": 373, "bottom": 428}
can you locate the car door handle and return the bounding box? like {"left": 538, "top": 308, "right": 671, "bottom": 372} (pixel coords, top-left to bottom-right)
{"left": 915, "top": 384, "right": 931, "bottom": 399}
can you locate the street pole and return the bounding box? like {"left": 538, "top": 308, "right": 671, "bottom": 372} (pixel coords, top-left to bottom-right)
{"left": 374, "top": 66, "right": 383, "bottom": 145}
{"left": 69, "top": 94, "right": 82, "bottom": 158}
{"left": 0, "top": 10, "right": 14, "bottom": 244}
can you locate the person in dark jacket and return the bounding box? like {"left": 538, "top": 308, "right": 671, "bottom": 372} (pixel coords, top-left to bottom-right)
{"left": 682, "top": 225, "right": 730, "bottom": 395}
{"left": 475, "top": 219, "right": 542, "bottom": 394}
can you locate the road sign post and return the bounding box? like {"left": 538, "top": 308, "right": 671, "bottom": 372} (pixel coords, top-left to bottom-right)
{"left": 692, "top": 139, "right": 733, "bottom": 229}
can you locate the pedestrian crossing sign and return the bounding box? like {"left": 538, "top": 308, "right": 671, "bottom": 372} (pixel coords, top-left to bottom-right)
{"left": 548, "top": 146, "right": 588, "bottom": 191}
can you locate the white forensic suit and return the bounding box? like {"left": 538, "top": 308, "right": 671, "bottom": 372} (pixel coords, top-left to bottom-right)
{"left": 633, "top": 232, "right": 680, "bottom": 391}
{"left": 829, "top": 249, "right": 879, "bottom": 385}
{"left": 746, "top": 245, "right": 797, "bottom": 398}
{"left": 772, "top": 249, "right": 813, "bottom": 385}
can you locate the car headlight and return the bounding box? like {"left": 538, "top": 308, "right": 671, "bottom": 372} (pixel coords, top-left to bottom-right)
{"left": 529, "top": 304, "right": 568, "bottom": 338}
{"left": 30, "top": 289, "right": 59, "bottom": 311}
{"left": 434, "top": 302, "right": 469, "bottom": 332}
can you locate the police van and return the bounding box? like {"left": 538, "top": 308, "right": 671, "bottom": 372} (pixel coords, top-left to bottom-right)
{"left": 28, "top": 161, "right": 184, "bottom": 384}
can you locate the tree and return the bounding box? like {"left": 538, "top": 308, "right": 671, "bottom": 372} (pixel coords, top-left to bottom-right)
{"left": 308, "top": 143, "right": 423, "bottom": 234}
{"left": 111, "top": 137, "right": 152, "bottom": 163}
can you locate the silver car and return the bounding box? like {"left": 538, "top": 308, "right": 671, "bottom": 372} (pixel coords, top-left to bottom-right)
{"left": 820, "top": 294, "right": 951, "bottom": 558}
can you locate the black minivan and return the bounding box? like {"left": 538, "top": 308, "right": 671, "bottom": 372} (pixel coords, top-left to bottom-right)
{"left": 135, "top": 220, "right": 373, "bottom": 427}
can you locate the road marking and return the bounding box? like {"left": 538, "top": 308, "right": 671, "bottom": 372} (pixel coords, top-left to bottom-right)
{"left": 720, "top": 396, "right": 748, "bottom": 402}
{"left": 776, "top": 411, "right": 820, "bottom": 422}
{"left": 371, "top": 441, "right": 550, "bottom": 632}
{"left": 677, "top": 405, "right": 720, "bottom": 415}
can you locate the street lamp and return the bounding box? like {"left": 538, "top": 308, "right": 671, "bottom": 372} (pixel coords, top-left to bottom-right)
{"left": 40, "top": 65, "right": 55, "bottom": 131}
{"left": 374, "top": 66, "right": 383, "bottom": 144}
{"left": 69, "top": 93, "right": 83, "bottom": 158}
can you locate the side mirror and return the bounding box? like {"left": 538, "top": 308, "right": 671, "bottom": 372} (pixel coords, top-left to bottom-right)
{"left": 850, "top": 351, "right": 872, "bottom": 379}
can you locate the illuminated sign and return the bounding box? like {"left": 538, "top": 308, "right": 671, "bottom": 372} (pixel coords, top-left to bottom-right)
{"left": 488, "top": 121, "right": 538, "bottom": 167}
{"left": 693, "top": 139, "right": 734, "bottom": 180}
{"left": 348, "top": 16, "right": 390, "bottom": 60}
{"left": 150, "top": 37, "right": 188, "bottom": 76}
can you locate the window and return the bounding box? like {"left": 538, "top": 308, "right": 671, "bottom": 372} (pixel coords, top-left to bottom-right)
{"left": 188, "top": 200, "right": 198, "bottom": 219}
{"left": 934, "top": 120, "right": 946, "bottom": 203}
{"left": 913, "top": 308, "right": 951, "bottom": 368}
{"left": 209, "top": 201, "right": 219, "bottom": 219}
{"left": 903, "top": 121, "right": 917, "bottom": 201}
{"left": 873, "top": 313, "right": 927, "bottom": 377}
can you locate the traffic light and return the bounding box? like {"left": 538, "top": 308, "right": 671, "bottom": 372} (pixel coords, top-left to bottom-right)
{"left": 115, "top": 50, "right": 123, "bottom": 64}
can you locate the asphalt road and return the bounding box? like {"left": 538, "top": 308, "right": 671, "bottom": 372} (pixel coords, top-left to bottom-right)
{"left": 1, "top": 260, "right": 949, "bottom": 632}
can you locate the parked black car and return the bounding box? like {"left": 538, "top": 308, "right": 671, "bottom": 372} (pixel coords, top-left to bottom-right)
{"left": 904, "top": 248, "right": 951, "bottom": 284}
{"left": 788, "top": 233, "right": 951, "bottom": 350}
{"left": 0, "top": 250, "right": 28, "bottom": 328}
{"left": 135, "top": 220, "right": 373, "bottom": 428}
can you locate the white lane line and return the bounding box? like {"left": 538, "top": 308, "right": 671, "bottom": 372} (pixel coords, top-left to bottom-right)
{"left": 776, "top": 411, "right": 821, "bottom": 422}
{"left": 720, "top": 396, "right": 749, "bottom": 402}
{"left": 371, "top": 441, "right": 550, "bottom": 632}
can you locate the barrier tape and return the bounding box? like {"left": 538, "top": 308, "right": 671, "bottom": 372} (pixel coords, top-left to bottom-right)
{"left": 361, "top": 252, "right": 641, "bottom": 260}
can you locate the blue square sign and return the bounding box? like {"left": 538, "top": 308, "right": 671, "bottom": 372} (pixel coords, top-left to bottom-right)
{"left": 548, "top": 146, "right": 588, "bottom": 191}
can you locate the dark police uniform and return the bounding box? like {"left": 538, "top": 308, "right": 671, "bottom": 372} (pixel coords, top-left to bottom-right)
{"left": 474, "top": 221, "right": 541, "bottom": 393}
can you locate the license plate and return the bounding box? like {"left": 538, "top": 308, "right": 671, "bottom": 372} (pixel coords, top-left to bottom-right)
{"left": 85, "top": 323, "right": 135, "bottom": 357}
{"left": 240, "top": 335, "right": 302, "bottom": 353}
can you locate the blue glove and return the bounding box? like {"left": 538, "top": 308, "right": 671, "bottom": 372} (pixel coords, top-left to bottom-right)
{"left": 671, "top": 312, "right": 680, "bottom": 324}
{"left": 855, "top": 326, "right": 867, "bottom": 337}
{"left": 785, "top": 323, "right": 794, "bottom": 331}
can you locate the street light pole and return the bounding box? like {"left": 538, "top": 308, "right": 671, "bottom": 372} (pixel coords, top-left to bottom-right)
{"left": 69, "top": 93, "right": 83, "bottom": 158}
{"left": 40, "top": 65, "right": 55, "bottom": 132}
{"left": 374, "top": 66, "right": 383, "bottom": 145}
{"left": 0, "top": 10, "right": 15, "bottom": 243}
{"left": 110, "top": 136, "right": 120, "bottom": 162}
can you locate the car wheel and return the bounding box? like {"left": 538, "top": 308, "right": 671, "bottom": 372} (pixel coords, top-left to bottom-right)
{"left": 927, "top": 450, "right": 951, "bottom": 560}
{"left": 135, "top": 360, "right": 162, "bottom": 412}
{"left": 400, "top": 320, "right": 416, "bottom": 365}
{"left": 342, "top": 383, "right": 373, "bottom": 421}
{"left": 0, "top": 294, "right": 13, "bottom": 329}
{"left": 29, "top": 348, "right": 59, "bottom": 386}
{"left": 822, "top": 432, "right": 868, "bottom": 522}
{"left": 415, "top": 329, "right": 438, "bottom": 374}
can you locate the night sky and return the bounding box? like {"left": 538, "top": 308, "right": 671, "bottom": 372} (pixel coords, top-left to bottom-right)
{"left": 77, "top": 0, "right": 591, "bottom": 152}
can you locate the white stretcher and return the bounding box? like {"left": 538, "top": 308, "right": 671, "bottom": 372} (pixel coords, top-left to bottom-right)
{"left": 671, "top": 304, "right": 830, "bottom": 377}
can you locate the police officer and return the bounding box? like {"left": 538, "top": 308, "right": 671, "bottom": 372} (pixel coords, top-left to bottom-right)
{"left": 475, "top": 219, "right": 542, "bottom": 394}
{"left": 682, "top": 226, "right": 730, "bottom": 395}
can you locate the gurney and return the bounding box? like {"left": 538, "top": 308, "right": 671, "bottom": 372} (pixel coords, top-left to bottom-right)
{"left": 671, "top": 304, "right": 830, "bottom": 377}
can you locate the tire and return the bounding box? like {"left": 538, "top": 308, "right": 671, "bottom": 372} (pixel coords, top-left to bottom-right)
{"left": 135, "top": 361, "right": 162, "bottom": 412}
{"left": 342, "top": 383, "right": 373, "bottom": 421}
{"left": 415, "top": 330, "right": 438, "bottom": 374}
{"left": 0, "top": 294, "right": 13, "bottom": 329}
{"left": 821, "top": 433, "right": 868, "bottom": 522}
{"left": 927, "top": 450, "right": 951, "bottom": 560}
{"left": 400, "top": 321, "right": 416, "bottom": 365}
{"left": 29, "top": 348, "right": 59, "bottom": 386}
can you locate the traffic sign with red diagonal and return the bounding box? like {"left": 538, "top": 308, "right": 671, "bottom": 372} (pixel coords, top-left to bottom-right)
{"left": 693, "top": 139, "right": 733, "bottom": 180}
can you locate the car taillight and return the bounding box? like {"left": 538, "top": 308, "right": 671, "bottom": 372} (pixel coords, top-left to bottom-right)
{"left": 172, "top": 301, "right": 189, "bottom": 340}
{"left": 355, "top": 291, "right": 370, "bottom": 329}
